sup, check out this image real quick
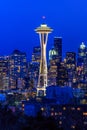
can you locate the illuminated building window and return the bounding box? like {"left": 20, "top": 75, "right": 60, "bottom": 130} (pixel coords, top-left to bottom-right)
{"left": 51, "top": 112, "right": 54, "bottom": 116}
{"left": 59, "top": 121, "right": 62, "bottom": 125}
{"left": 55, "top": 112, "right": 58, "bottom": 116}
{"left": 41, "top": 107, "right": 45, "bottom": 111}
{"left": 83, "top": 112, "right": 87, "bottom": 116}
{"left": 59, "top": 112, "right": 62, "bottom": 115}
{"left": 71, "top": 125, "right": 75, "bottom": 129}
{"left": 63, "top": 107, "right": 66, "bottom": 110}
{"left": 77, "top": 107, "right": 81, "bottom": 111}
{"left": 22, "top": 108, "right": 24, "bottom": 111}
{"left": 84, "top": 122, "right": 87, "bottom": 125}
{"left": 71, "top": 107, "right": 75, "bottom": 110}
{"left": 22, "top": 104, "right": 24, "bottom": 107}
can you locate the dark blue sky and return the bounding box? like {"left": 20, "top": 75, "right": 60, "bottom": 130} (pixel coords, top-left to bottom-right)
{"left": 0, "top": 0, "right": 87, "bottom": 60}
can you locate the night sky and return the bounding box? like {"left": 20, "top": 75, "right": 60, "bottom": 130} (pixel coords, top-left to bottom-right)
{"left": 0, "top": 0, "right": 87, "bottom": 60}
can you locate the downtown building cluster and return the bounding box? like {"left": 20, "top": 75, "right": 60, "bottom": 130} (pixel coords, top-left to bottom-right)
{"left": 0, "top": 50, "right": 27, "bottom": 90}
{"left": 30, "top": 38, "right": 87, "bottom": 103}
{"left": 21, "top": 38, "right": 87, "bottom": 130}
{"left": 0, "top": 38, "right": 87, "bottom": 130}
{"left": 0, "top": 22, "right": 86, "bottom": 130}
{"left": 0, "top": 38, "right": 87, "bottom": 100}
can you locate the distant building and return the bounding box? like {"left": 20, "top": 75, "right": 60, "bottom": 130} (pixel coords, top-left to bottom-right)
{"left": 66, "top": 52, "right": 76, "bottom": 87}
{"left": 77, "top": 42, "right": 87, "bottom": 96}
{"left": 48, "top": 37, "right": 63, "bottom": 86}
{"left": 29, "top": 46, "right": 41, "bottom": 88}
{"left": 0, "top": 56, "right": 9, "bottom": 90}
{"left": 9, "top": 50, "right": 27, "bottom": 89}
{"left": 54, "top": 37, "right": 62, "bottom": 63}
{"left": 57, "top": 62, "right": 68, "bottom": 86}
{"left": 48, "top": 48, "right": 58, "bottom": 86}
{"left": 49, "top": 47, "right": 57, "bottom": 60}
{"left": 77, "top": 42, "right": 87, "bottom": 66}
{"left": 32, "top": 46, "right": 41, "bottom": 63}
{"left": 77, "top": 42, "right": 87, "bottom": 83}
{"left": 28, "top": 62, "right": 39, "bottom": 88}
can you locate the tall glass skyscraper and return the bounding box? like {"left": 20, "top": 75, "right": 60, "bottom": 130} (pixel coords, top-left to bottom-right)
{"left": 54, "top": 37, "right": 62, "bottom": 63}
{"left": 78, "top": 42, "right": 87, "bottom": 66}
{"left": 9, "top": 50, "right": 27, "bottom": 89}
{"left": 32, "top": 46, "right": 41, "bottom": 63}
{"left": 0, "top": 56, "right": 9, "bottom": 90}
{"left": 29, "top": 46, "right": 41, "bottom": 88}
{"left": 48, "top": 47, "right": 58, "bottom": 86}
{"left": 77, "top": 42, "right": 87, "bottom": 98}
{"left": 48, "top": 37, "right": 63, "bottom": 86}
{"left": 66, "top": 52, "right": 76, "bottom": 87}
{"left": 77, "top": 42, "right": 87, "bottom": 80}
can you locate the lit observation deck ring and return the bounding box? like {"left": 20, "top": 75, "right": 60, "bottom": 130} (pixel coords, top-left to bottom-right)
{"left": 35, "top": 24, "right": 53, "bottom": 33}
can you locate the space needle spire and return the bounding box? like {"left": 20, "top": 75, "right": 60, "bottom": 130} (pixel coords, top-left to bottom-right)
{"left": 35, "top": 21, "right": 53, "bottom": 96}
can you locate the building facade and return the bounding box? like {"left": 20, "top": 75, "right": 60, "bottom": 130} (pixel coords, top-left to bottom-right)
{"left": 9, "top": 50, "right": 27, "bottom": 89}
{"left": 66, "top": 52, "right": 76, "bottom": 87}
{"left": 0, "top": 56, "right": 9, "bottom": 90}
{"left": 48, "top": 37, "right": 63, "bottom": 86}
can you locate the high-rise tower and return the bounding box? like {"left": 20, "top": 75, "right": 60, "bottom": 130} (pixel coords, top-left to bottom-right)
{"left": 54, "top": 37, "right": 62, "bottom": 63}
{"left": 35, "top": 24, "right": 53, "bottom": 96}
{"left": 9, "top": 50, "right": 27, "bottom": 89}
{"left": 66, "top": 52, "right": 76, "bottom": 87}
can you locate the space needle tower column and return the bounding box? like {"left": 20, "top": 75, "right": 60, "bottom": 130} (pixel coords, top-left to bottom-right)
{"left": 35, "top": 24, "right": 53, "bottom": 96}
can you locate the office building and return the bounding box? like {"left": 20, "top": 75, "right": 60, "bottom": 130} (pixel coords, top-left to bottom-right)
{"left": 66, "top": 52, "right": 76, "bottom": 87}
{"left": 48, "top": 37, "right": 63, "bottom": 86}
{"left": 28, "top": 46, "right": 41, "bottom": 89}
{"left": 32, "top": 46, "right": 41, "bottom": 63}
{"left": 54, "top": 37, "right": 62, "bottom": 63}
{"left": 57, "top": 62, "right": 68, "bottom": 86}
{"left": 48, "top": 47, "right": 58, "bottom": 86}
{"left": 9, "top": 50, "right": 27, "bottom": 89}
{"left": 0, "top": 56, "right": 9, "bottom": 90}
{"left": 77, "top": 42, "right": 87, "bottom": 97}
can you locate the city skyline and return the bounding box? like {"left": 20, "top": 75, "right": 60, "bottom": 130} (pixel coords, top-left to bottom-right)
{"left": 0, "top": 40, "right": 86, "bottom": 61}
{"left": 0, "top": 1, "right": 87, "bottom": 130}
{"left": 0, "top": 0, "right": 87, "bottom": 60}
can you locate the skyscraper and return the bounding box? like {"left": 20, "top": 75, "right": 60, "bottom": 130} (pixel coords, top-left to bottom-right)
{"left": 57, "top": 61, "right": 68, "bottom": 87}
{"left": 78, "top": 42, "right": 87, "bottom": 66}
{"left": 9, "top": 50, "right": 27, "bottom": 89}
{"left": 54, "top": 37, "right": 62, "bottom": 63}
{"left": 77, "top": 42, "right": 87, "bottom": 96}
{"left": 0, "top": 56, "right": 9, "bottom": 90}
{"left": 77, "top": 42, "right": 87, "bottom": 81}
{"left": 48, "top": 47, "right": 58, "bottom": 86}
{"left": 32, "top": 46, "right": 41, "bottom": 63}
{"left": 48, "top": 37, "right": 63, "bottom": 86}
{"left": 35, "top": 24, "right": 53, "bottom": 96}
{"left": 66, "top": 52, "right": 76, "bottom": 87}
{"left": 30, "top": 46, "right": 41, "bottom": 88}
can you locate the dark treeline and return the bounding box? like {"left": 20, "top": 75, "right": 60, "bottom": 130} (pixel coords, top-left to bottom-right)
{"left": 0, "top": 104, "right": 82, "bottom": 130}
{"left": 0, "top": 104, "right": 63, "bottom": 130}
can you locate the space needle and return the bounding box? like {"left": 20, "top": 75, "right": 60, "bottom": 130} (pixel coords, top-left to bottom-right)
{"left": 35, "top": 19, "right": 53, "bottom": 96}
